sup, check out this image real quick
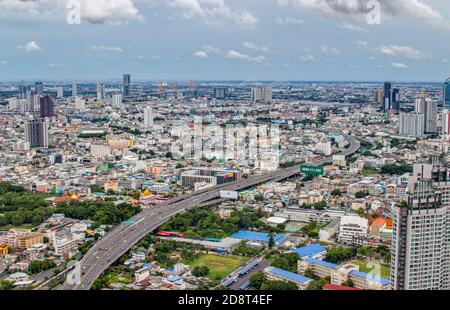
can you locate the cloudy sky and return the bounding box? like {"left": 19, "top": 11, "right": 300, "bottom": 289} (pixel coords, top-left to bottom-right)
{"left": 0, "top": 0, "right": 449, "bottom": 81}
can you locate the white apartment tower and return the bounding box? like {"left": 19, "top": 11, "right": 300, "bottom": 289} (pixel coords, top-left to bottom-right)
{"left": 144, "top": 106, "right": 153, "bottom": 128}
{"left": 391, "top": 161, "right": 450, "bottom": 290}
{"left": 251, "top": 87, "right": 272, "bottom": 102}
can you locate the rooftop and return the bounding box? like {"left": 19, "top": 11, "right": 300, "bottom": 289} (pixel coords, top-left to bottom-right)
{"left": 292, "top": 243, "right": 326, "bottom": 259}
{"left": 265, "top": 267, "right": 312, "bottom": 284}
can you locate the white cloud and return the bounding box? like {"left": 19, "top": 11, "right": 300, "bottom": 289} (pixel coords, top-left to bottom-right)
{"left": 321, "top": 46, "right": 340, "bottom": 55}
{"left": 194, "top": 51, "right": 208, "bottom": 58}
{"left": 226, "top": 50, "right": 265, "bottom": 63}
{"left": 161, "top": 0, "right": 258, "bottom": 27}
{"left": 17, "top": 41, "right": 42, "bottom": 52}
{"left": 340, "top": 24, "right": 366, "bottom": 32}
{"left": 0, "top": 0, "right": 143, "bottom": 25}
{"left": 356, "top": 40, "right": 369, "bottom": 49}
{"left": 444, "top": 59, "right": 449, "bottom": 63}
{"left": 91, "top": 45, "right": 123, "bottom": 53}
{"left": 47, "top": 63, "right": 70, "bottom": 68}
{"left": 297, "top": 54, "right": 317, "bottom": 61}
{"left": 391, "top": 62, "right": 408, "bottom": 69}
{"left": 279, "top": 0, "right": 450, "bottom": 30}
{"left": 243, "top": 42, "right": 270, "bottom": 52}
{"left": 275, "top": 16, "right": 304, "bottom": 25}
{"left": 0, "top": 60, "right": 7, "bottom": 65}
{"left": 137, "top": 54, "right": 160, "bottom": 60}
{"left": 379, "top": 45, "right": 428, "bottom": 59}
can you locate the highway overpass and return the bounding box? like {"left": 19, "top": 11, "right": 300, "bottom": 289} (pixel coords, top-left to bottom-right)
{"left": 58, "top": 137, "right": 360, "bottom": 290}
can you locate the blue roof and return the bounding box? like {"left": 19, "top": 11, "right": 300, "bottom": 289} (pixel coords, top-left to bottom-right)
{"left": 292, "top": 243, "right": 326, "bottom": 258}
{"left": 265, "top": 267, "right": 312, "bottom": 284}
{"left": 305, "top": 258, "right": 339, "bottom": 270}
{"left": 350, "top": 270, "right": 390, "bottom": 286}
{"left": 231, "top": 230, "right": 287, "bottom": 245}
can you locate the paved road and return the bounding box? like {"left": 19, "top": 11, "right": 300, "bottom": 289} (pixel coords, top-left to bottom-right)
{"left": 228, "top": 259, "right": 271, "bottom": 290}
{"left": 58, "top": 137, "right": 360, "bottom": 290}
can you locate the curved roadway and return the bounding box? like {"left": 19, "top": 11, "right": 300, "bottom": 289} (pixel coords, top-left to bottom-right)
{"left": 59, "top": 137, "right": 360, "bottom": 290}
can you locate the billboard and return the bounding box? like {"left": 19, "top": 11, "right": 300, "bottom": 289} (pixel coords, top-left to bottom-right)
{"left": 300, "top": 165, "right": 324, "bottom": 176}
{"left": 220, "top": 190, "right": 239, "bottom": 200}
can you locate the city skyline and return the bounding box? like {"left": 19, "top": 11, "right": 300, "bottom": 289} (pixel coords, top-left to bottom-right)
{"left": 1, "top": 0, "right": 450, "bottom": 81}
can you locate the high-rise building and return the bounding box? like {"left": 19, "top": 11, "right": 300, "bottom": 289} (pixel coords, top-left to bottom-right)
{"left": 56, "top": 86, "right": 64, "bottom": 99}
{"left": 214, "top": 87, "right": 227, "bottom": 99}
{"left": 373, "top": 89, "right": 382, "bottom": 104}
{"left": 442, "top": 109, "right": 450, "bottom": 135}
{"left": 382, "top": 82, "right": 391, "bottom": 111}
{"left": 399, "top": 112, "right": 425, "bottom": 137}
{"left": 391, "top": 88, "right": 400, "bottom": 111}
{"left": 35, "top": 82, "right": 44, "bottom": 96}
{"left": 123, "top": 74, "right": 131, "bottom": 97}
{"left": 391, "top": 161, "right": 450, "bottom": 290}
{"left": 143, "top": 106, "right": 153, "bottom": 128}
{"left": 19, "top": 84, "right": 28, "bottom": 99}
{"left": 443, "top": 78, "right": 450, "bottom": 108}
{"left": 251, "top": 87, "right": 272, "bottom": 102}
{"left": 112, "top": 94, "right": 122, "bottom": 107}
{"left": 74, "top": 97, "right": 86, "bottom": 110}
{"left": 25, "top": 118, "right": 49, "bottom": 148}
{"left": 96, "top": 83, "right": 105, "bottom": 100}
{"left": 72, "top": 81, "right": 78, "bottom": 97}
{"left": 424, "top": 98, "right": 437, "bottom": 133}
{"left": 39, "top": 95, "right": 54, "bottom": 118}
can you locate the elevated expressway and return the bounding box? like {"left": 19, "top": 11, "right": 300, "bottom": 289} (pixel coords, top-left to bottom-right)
{"left": 58, "top": 138, "right": 360, "bottom": 290}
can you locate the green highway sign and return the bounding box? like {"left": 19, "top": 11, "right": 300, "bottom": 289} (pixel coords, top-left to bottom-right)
{"left": 300, "top": 165, "right": 324, "bottom": 176}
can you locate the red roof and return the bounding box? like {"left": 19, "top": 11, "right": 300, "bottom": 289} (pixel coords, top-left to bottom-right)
{"left": 323, "top": 284, "right": 361, "bottom": 291}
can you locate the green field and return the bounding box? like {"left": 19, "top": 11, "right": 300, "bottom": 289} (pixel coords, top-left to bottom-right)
{"left": 353, "top": 260, "right": 390, "bottom": 279}
{"left": 187, "top": 254, "right": 249, "bottom": 281}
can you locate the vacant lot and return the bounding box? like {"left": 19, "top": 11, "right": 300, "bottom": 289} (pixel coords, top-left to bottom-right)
{"left": 188, "top": 254, "right": 249, "bottom": 281}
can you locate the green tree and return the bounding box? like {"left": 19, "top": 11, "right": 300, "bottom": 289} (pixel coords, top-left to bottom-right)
{"left": 192, "top": 265, "right": 210, "bottom": 278}
{"left": 249, "top": 272, "right": 266, "bottom": 290}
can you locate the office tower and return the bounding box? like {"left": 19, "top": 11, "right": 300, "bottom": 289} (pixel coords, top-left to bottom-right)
{"left": 391, "top": 162, "right": 450, "bottom": 290}
{"left": 35, "top": 82, "right": 44, "bottom": 96}
{"left": 443, "top": 110, "right": 450, "bottom": 135}
{"left": 424, "top": 98, "right": 437, "bottom": 133}
{"left": 382, "top": 82, "right": 391, "bottom": 111}
{"left": 123, "top": 74, "right": 131, "bottom": 97}
{"left": 373, "top": 89, "right": 382, "bottom": 104}
{"left": 19, "top": 84, "right": 28, "bottom": 99}
{"left": 39, "top": 95, "right": 54, "bottom": 118}
{"left": 399, "top": 112, "right": 424, "bottom": 137}
{"left": 96, "top": 83, "right": 105, "bottom": 100}
{"left": 72, "top": 81, "right": 78, "bottom": 97}
{"left": 251, "top": 87, "right": 272, "bottom": 102}
{"left": 143, "top": 106, "right": 153, "bottom": 128}
{"left": 214, "top": 87, "right": 227, "bottom": 99}
{"left": 25, "top": 118, "right": 49, "bottom": 148}
{"left": 112, "top": 94, "right": 122, "bottom": 107}
{"left": 56, "top": 86, "right": 64, "bottom": 99}
{"left": 31, "top": 94, "right": 41, "bottom": 112}
{"left": 391, "top": 88, "right": 400, "bottom": 111}
{"left": 443, "top": 78, "right": 450, "bottom": 108}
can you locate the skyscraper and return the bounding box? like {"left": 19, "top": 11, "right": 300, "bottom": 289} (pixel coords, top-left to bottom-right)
{"left": 382, "top": 82, "right": 391, "bottom": 111}
{"left": 424, "top": 98, "right": 437, "bottom": 133}
{"left": 96, "top": 83, "right": 105, "bottom": 100}
{"left": 391, "top": 88, "right": 400, "bottom": 111}
{"left": 25, "top": 118, "right": 49, "bottom": 148}
{"left": 442, "top": 109, "right": 450, "bottom": 135}
{"left": 56, "top": 86, "right": 64, "bottom": 99}
{"left": 251, "top": 87, "right": 272, "bottom": 102}
{"left": 39, "top": 95, "right": 54, "bottom": 118}
{"left": 391, "top": 161, "right": 450, "bottom": 290}
{"left": 72, "top": 81, "right": 78, "bottom": 97}
{"left": 214, "top": 87, "right": 227, "bottom": 99}
{"left": 143, "top": 106, "right": 153, "bottom": 128}
{"left": 35, "top": 82, "right": 44, "bottom": 96}
{"left": 373, "top": 89, "right": 382, "bottom": 104}
{"left": 443, "top": 78, "right": 450, "bottom": 108}
{"left": 112, "top": 94, "right": 122, "bottom": 107}
{"left": 398, "top": 112, "right": 424, "bottom": 138}
{"left": 19, "top": 84, "right": 28, "bottom": 99}
{"left": 123, "top": 74, "right": 131, "bottom": 97}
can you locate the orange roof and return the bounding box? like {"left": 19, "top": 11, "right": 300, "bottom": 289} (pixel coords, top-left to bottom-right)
{"left": 371, "top": 217, "right": 386, "bottom": 228}
{"left": 385, "top": 217, "right": 393, "bottom": 229}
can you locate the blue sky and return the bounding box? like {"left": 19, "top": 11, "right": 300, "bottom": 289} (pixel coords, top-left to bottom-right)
{"left": 0, "top": 0, "right": 450, "bottom": 81}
